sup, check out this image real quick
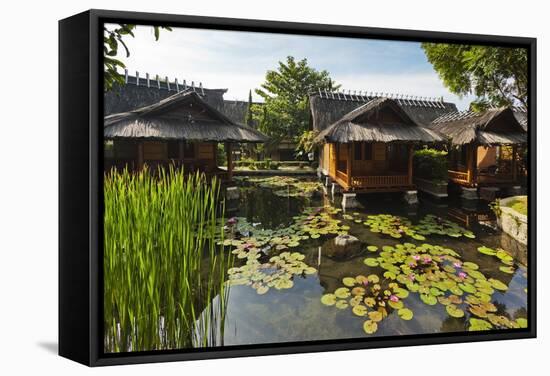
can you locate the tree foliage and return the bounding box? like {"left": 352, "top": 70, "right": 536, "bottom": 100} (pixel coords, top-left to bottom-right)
{"left": 421, "top": 43, "right": 528, "bottom": 110}
{"left": 251, "top": 56, "right": 340, "bottom": 149}
{"left": 296, "top": 130, "right": 319, "bottom": 157}
{"left": 103, "top": 24, "right": 172, "bottom": 92}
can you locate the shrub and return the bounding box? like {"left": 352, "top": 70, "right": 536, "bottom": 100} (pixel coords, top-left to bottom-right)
{"left": 414, "top": 148, "right": 448, "bottom": 182}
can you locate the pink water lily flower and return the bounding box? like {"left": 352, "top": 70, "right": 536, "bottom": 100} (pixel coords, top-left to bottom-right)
{"left": 408, "top": 262, "right": 417, "bottom": 268}
{"left": 408, "top": 274, "right": 416, "bottom": 281}
{"left": 227, "top": 217, "right": 238, "bottom": 225}
{"left": 362, "top": 280, "right": 369, "bottom": 287}
{"left": 458, "top": 271, "right": 468, "bottom": 279}
{"left": 412, "top": 255, "right": 421, "bottom": 261}
{"left": 422, "top": 256, "right": 432, "bottom": 264}
{"left": 453, "top": 262, "right": 462, "bottom": 268}
{"left": 389, "top": 295, "right": 399, "bottom": 302}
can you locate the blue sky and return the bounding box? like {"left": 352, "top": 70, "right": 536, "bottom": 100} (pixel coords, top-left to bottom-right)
{"left": 111, "top": 24, "right": 474, "bottom": 109}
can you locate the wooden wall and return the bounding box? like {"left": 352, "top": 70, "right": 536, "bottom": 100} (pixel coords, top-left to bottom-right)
{"left": 350, "top": 142, "right": 390, "bottom": 175}
{"left": 477, "top": 146, "right": 497, "bottom": 169}
{"left": 143, "top": 141, "right": 167, "bottom": 161}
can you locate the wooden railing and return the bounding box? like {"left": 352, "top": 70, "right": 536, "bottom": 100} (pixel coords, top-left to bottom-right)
{"left": 335, "top": 170, "right": 348, "bottom": 183}
{"left": 448, "top": 170, "right": 470, "bottom": 184}
{"left": 351, "top": 175, "right": 409, "bottom": 188}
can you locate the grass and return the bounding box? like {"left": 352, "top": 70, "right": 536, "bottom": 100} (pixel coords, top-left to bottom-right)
{"left": 103, "top": 167, "right": 232, "bottom": 352}
{"left": 505, "top": 196, "right": 527, "bottom": 215}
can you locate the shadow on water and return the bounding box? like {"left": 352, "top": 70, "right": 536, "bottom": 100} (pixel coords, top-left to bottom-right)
{"left": 218, "top": 178, "right": 528, "bottom": 346}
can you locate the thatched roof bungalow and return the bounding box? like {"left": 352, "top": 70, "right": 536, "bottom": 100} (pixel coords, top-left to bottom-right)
{"left": 104, "top": 90, "right": 267, "bottom": 179}
{"left": 430, "top": 107, "right": 527, "bottom": 187}
{"left": 310, "top": 92, "right": 455, "bottom": 192}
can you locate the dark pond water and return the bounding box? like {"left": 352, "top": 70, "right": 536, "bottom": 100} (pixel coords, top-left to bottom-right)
{"left": 215, "top": 177, "right": 528, "bottom": 346}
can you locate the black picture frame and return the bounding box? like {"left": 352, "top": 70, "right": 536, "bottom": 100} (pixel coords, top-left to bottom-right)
{"left": 59, "top": 9, "right": 537, "bottom": 367}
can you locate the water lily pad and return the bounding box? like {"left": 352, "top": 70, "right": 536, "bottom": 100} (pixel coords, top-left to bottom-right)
{"left": 364, "top": 258, "right": 380, "bottom": 267}
{"left": 394, "top": 287, "right": 409, "bottom": 299}
{"left": 321, "top": 293, "right": 336, "bottom": 306}
{"left": 398, "top": 308, "right": 414, "bottom": 320}
{"left": 343, "top": 277, "right": 357, "bottom": 287}
{"left": 499, "top": 265, "right": 515, "bottom": 274}
{"left": 469, "top": 318, "right": 493, "bottom": 331}
{"left": 458, "top": 283, "right": 477, "bottom": 294}
{"left": 363, "top": 320, "right": 378, "bottom": 334}
{"left": 351, "top": 287, "right": 366, "bottom": 296}
{"left": 364, "top": 297, "right": 376, "bottom": 307}
{"left": 388, "top": 300, "right": 404, "bottom": 310}
{"left": 367, "top": 245, "right": 379, "bottom": 252}
{"left": 355, "top": 275, "right": 368, "bottom": 284}
{"left": 352, "top": 304, "right": 368, "bottom": 317}
{"left": 368, "top": 311, "right": 383, "bottom": 322}
{"left": 478, "top": 246, "right": 497, "bottom": 256}
{"left": 469, "top": 304, "right": 488, "bottom": 318}
{"left": 256, "top": 285, "right": 269, "bottom": 295}
{"left": 367, "top": 274, "right": 380, "bottom": 283}
{"left": 446, "top": 304, "right": 465, "bottom": 318}
{"left": 335, "top": 287, "right": 351, "bottom": 299}
{"left": 496, "top": 249, "right": 514, "bottom": 263}
{"left": 488, "top": 278, "right": 508, "bottom": 291}
{"left": 420, "top": 294, "right": 437, "bottom": 305}
{"left": 335, "top": 300, "right": 349, "bottom": 309}
{"left": 462, "top": 261, "right": 479, "bottom": 270}
{"left": 274, "top": 278, "right": 294, "bottom": 290}
{"left": 516, "top": 318, "right": 528, "bottom": 328}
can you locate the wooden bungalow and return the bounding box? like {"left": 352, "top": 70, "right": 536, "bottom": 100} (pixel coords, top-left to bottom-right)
{"left": 313, "top": 97, "right": 447, "bottom": 192}
{"left": 104, "top": 90, "right": 267, "bottom": 179}
{"left": 430, "top": 107, "right": 527, "bottom": 188}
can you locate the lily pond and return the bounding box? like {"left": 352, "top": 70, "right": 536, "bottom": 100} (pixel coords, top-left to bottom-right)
{"left": 217, "top": 176, "right": 528, "bottom": 345}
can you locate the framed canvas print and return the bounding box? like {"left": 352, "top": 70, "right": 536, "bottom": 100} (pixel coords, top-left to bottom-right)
{"left": 59, "top": 9, "right": 536, "bottom": 366}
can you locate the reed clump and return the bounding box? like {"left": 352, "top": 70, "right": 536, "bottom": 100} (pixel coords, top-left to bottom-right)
{"left": 103, "top": 167, "right": 231, "bottom": 352}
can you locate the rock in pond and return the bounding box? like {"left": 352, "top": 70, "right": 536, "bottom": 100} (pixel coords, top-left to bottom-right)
{"left": 322, "top": 234, "right": 363, "bottom": 260}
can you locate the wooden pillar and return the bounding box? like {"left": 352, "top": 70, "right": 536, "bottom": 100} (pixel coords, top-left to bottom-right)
{"left": 213, "top": 142, "right": 218, "bottom": 168}
{"left": 512, "top": 145, "right": 518, "bottom": 182}
{"left": 347, "top": 143, "right": 352, "bottom": 187}
{"left": 470, "top": 144, "right": 478, "bottom": 186}
{"left": 226, "top": 142, "right": 233, "bottom": 180}
{"left": 408, "top": 144, "right": 413, "bottom": 185}
{"left": 137, "top": 141, "right": 144, "bottom": 171}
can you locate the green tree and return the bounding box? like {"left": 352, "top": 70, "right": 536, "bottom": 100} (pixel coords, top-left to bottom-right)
{"left": 252, "top": 56, "right": 340, "bottom": 152}
{"left": 103, "top": 24, "right": 172, "bottom": 92}
{"left": 421, "top": 44, "right": 528, "bottom": 110}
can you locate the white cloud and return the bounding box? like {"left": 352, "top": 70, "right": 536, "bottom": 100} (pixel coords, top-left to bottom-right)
{"left": 111, "top": 24, "right": 475, "bottom": 109}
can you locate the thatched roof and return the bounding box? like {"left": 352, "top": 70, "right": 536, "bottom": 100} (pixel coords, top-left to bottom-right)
{"left": 104, "top": 91, "right": 268, "bottom": 143}
{"left": 105, "top": 74, "right": 228, "bottom": 116}
{"left": 314, "top": 97, "right": 447, "bottom": 144}
{"left": 310, "top": 91, "right": 457, "bottom": 132}
{"left": 430, "top": 107, "right": 527, "bottom": 146}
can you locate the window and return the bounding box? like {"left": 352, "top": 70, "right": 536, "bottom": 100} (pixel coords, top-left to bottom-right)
{"left": 182, "top": 142, "right": 195, "bottom": 159}
{"left": 364, "top": 143, "right": 373, "bottom": 161}
{"left": 167, "top": 141, "right": 179, "bottom": 159}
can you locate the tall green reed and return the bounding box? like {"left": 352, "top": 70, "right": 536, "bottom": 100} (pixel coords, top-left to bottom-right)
{"left": 103, "top": 166, "right": 231, "bottom": 352}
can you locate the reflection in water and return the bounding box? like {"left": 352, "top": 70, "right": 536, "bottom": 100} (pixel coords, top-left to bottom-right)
{"left": 215, "top": 180, "right": 528, "bottom": 346}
